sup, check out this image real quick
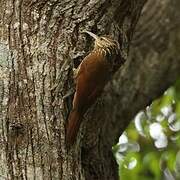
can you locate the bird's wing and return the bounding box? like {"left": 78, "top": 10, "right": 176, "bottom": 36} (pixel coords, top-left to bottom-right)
{"left": 72, "top": 51, "right": 107, "bottom": 109}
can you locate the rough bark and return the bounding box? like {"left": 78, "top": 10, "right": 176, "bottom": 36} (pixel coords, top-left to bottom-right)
{"left": 81, "top": 0, "right": 180, "bottom": 179}
{"left": 0, "top": 0, "right": 179, "bottom": 180}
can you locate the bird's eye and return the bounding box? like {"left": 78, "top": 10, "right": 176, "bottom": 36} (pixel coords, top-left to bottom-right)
{"left": 100, "top": 37, "right": 104, "bottom": 41}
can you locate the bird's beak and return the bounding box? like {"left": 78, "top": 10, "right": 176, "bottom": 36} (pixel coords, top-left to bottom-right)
{"left": 83, "top": 31, "right": 99, "bottom": 40}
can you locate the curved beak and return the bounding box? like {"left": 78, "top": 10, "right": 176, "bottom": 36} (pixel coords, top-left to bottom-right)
{"left": 83, "top": 31, "right": 99, "bottom": 40}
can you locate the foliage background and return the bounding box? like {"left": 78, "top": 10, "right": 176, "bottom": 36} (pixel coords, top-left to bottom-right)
{"left": 115, "top": 79, "right": 180, "bottom": 180}
{"left": 0, "top": 0, "right": 180, "bottom": 179}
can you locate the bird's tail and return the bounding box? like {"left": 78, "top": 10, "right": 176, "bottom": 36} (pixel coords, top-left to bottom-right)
{"left": 66, "top": 109, "right": 83, "bottom": 147}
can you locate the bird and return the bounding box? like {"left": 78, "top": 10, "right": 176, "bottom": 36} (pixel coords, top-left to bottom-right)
{"left": 66, "top": 31, "right": 122, "bottom": 146}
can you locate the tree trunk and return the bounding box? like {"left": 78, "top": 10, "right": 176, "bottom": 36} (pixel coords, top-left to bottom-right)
{"left": 0, "top": 0, "right": 179, "bottom": 179}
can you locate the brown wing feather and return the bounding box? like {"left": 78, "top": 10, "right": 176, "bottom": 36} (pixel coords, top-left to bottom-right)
{"left": 66, "top": 51, "right": 109, "bottom": 146}
{"left": 74, "top": 51, "right": 109, "bottom": 109}
{"left": 66, "top": 109, "right": 82, "bottom": 147}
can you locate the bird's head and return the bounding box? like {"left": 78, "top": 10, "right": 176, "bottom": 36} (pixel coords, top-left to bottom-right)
{"left": 84, "top": 31, "right": 119, "bottom": 54}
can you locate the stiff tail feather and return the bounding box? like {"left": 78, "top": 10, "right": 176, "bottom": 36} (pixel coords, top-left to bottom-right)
{"left": 66, "top": 109, "right": 82, "bottom": 147}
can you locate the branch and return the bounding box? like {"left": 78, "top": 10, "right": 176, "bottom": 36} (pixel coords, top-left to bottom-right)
{"left": 80, "top": 1, "right": 180, "bottom": 178}
{"left": 84, "top": 0, "right": 180, "bottom": 149}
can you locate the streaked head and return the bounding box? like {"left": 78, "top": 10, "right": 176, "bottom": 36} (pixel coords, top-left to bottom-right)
{"left": 83, "top": 31, "right": 119, "bottom": 52}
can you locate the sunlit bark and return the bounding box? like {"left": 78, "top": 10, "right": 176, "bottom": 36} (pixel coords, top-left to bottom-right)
{"left": 0, "top": 0, "right": 179, "bottom": 179}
